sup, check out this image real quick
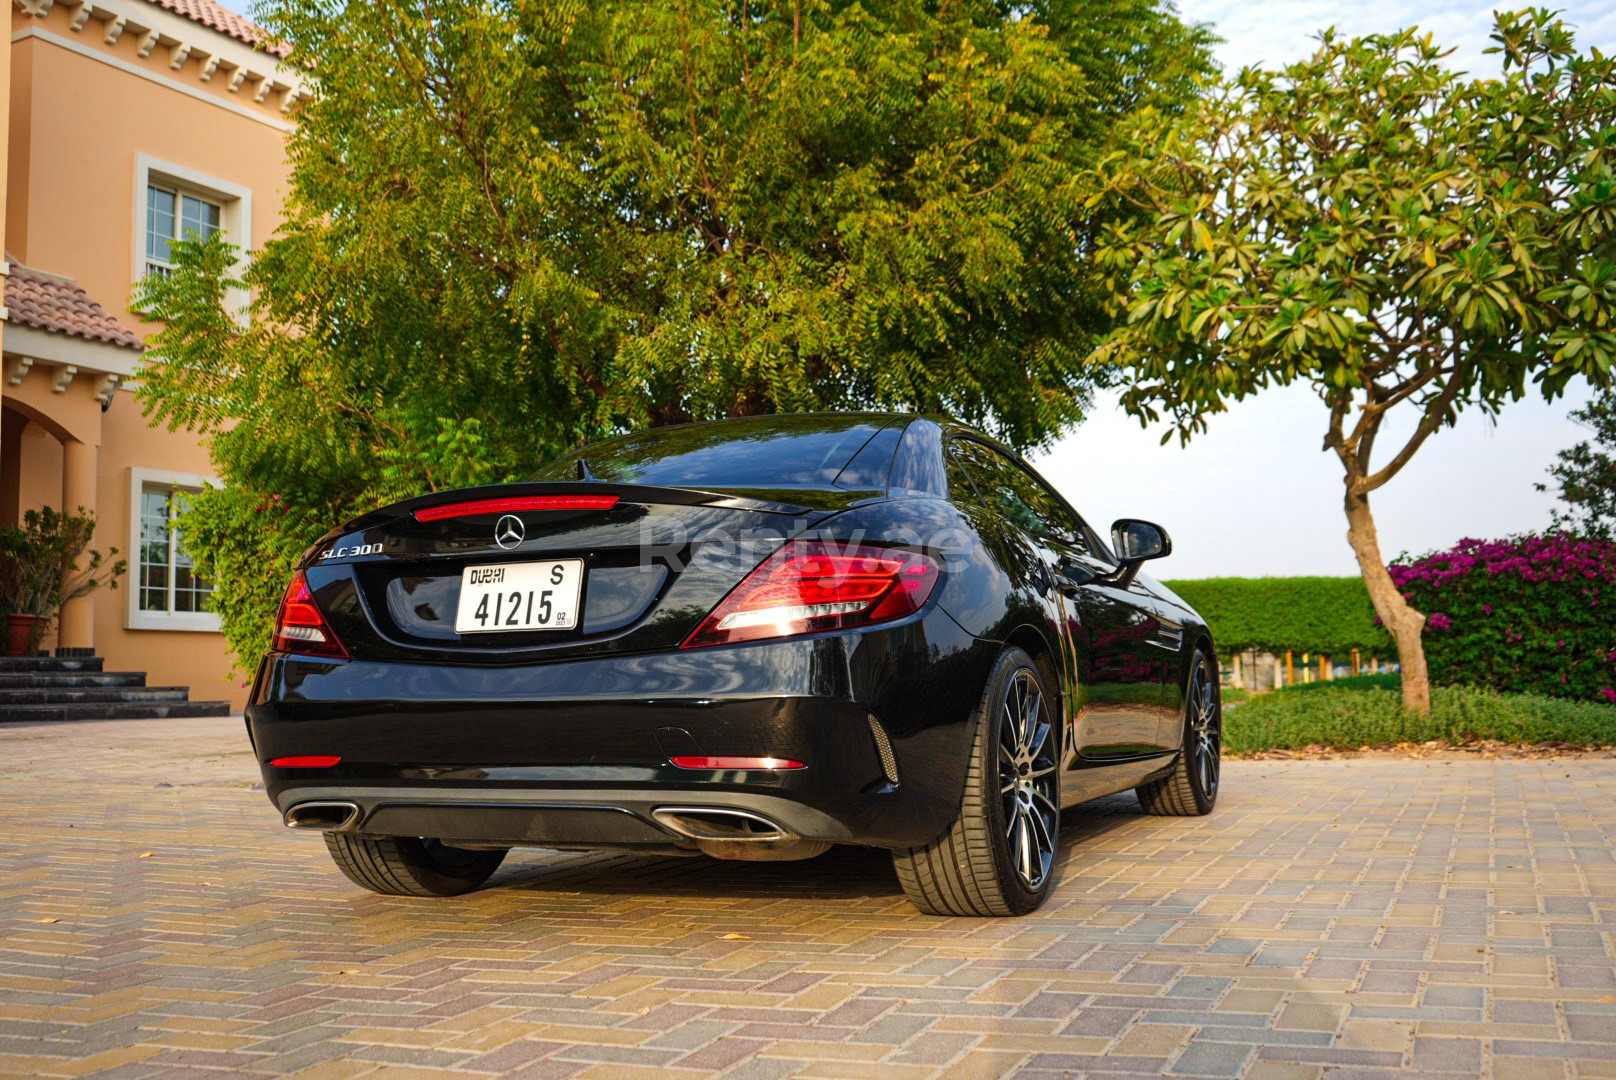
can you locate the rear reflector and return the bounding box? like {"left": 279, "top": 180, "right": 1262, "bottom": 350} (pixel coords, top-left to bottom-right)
{"left": 271, "top": 570, "right": 348, "bottom": 659}
{"left": 670, "top": 756, "right": 806, "bottom": 770}
{"left": 682, "top": 541, "right": 941, "bottom": 649}
{"left": 269, "top": 755, "right": 341, "bottom": 768}
{"left": 413, "top": 494, "right": 619, "bottom": 521}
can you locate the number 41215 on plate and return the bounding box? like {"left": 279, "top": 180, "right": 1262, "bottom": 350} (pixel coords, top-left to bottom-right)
{"left": 455, "top": 559, "right": 583, "bottom": 634}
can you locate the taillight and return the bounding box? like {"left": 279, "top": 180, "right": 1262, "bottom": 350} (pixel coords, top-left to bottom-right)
{"left": 271, "top": 570, "right": 348, "bottom": 659}
{"left": 682, "top": 541, "right": 940, "bottom": 649}
{"left": 269, "top": 755, "right": 341, "bottom": 768}
{"left": 670, "top": 756, "right": 806, "bottom": 770}
{"left": 413, "top": 494, "right": 619, "bottom": 522}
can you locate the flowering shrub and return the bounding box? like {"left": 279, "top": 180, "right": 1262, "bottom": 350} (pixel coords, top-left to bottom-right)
{"left": 1389, "top": 535, "right": 1616, "bottom": 705}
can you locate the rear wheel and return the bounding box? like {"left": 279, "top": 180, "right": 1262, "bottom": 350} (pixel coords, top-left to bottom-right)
{"left": 324, "top": 834, "right": 507, "bottom": 897}
{"left": 1137, "top": 648, "right": 1220, "bottom": 816}
{"left": 892, "top": 646, "right": 1060, "bottom": 917}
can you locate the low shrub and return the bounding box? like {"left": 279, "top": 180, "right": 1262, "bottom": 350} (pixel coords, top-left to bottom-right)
{"left": 1224, "top": 685, "right": 1616, "bottom": 752}
{"left": 1164, "top": 576, "right": 1391, "bottom": 656}
{"left": 1389, "top": 535, "right": 1616, "bottom": 705}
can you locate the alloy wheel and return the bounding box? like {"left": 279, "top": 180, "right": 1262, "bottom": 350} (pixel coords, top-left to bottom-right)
{"left": 997, "top": 667, "right": 1059, "bottom": 889}
{"left": 1189, "top": 657, "right": 1221, "bottom": 800}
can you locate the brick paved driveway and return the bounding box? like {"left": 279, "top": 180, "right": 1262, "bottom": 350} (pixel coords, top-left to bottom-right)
{"left": 1, "top": 717, "right": 1613, "bottom": 1080}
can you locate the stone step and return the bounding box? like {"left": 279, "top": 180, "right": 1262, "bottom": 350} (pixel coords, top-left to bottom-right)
{"left": 0, "top": 686, "right": 191, "bottom": 706}
{"left": 0, "top": 672, "right": 146, "bottom": 689}
{"left": 0, "top": 700, "right": 234, "bottom": 723}
{"left": 0, "top": 655, "right": 106, "bottom": 673}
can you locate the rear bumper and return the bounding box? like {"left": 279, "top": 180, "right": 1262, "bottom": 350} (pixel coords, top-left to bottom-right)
{"left": 246, "top": 614, "right": 992, "bottom": 849}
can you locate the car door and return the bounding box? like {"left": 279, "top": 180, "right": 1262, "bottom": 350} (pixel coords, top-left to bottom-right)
{"left": 944, "top": 439, "right": 1080, "bottom": 735}
{"left": 948, "top": 440, "right": 1167, "bottom": 761}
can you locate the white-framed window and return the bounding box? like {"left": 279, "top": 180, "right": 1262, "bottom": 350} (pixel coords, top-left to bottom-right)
{"left": 126, "top": 468, "right": 224, "bottom": 633}
{"left": 132, "top": 155, "right": 252, "bottom": 305}
{"left": 145, "top": 185, "right": 223, "bottom": 278}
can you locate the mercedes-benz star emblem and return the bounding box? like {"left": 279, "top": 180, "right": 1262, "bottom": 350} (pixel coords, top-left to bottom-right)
{"left": 493, "top": 514, "right": 525, "bottom": 550}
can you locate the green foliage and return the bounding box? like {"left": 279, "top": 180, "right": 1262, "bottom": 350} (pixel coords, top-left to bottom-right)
{"left": 168, "top": 488, "right": 325, "bottom": 682}
{"left": 1165, "top": 576, "right": 1392, "bottom": 655}
{"left": 1092, "top": 11, "right": 1616, "bottom": 440}
{"left": 135, "top": 0, "right": 1214, "bottom": 671}
{"left": 1389, "top": 535, "right": 1616, "bottom": 704}
{"left": 0, "top": 507, "right": 127, "bottom": 621}
{"left": 1089, "top": 9, "right": 1616, "bottom": 712}
{"left": 1540, "top": 389, "right": 1616, "bottom": 538}
{"left": 1225, "top": 685, "right": 1616, "bottom": 752}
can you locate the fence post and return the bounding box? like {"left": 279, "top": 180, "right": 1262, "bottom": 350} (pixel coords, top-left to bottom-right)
{"left": 1320, "top": 655, "right": 1328, "bottom": 682}
{"left": 1286, "top": 650, "right": 1294, "bottom": 687}
{"left": 1351, "top": 648, "right": 1360, "bottom": 676}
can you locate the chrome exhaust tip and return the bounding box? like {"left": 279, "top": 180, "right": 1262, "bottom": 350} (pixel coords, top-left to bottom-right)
{"left": 283, "top": 801, "right": 360, "bottom": 831}
{"left": 650, "top": 806, "right": 829, "bottom": 862}
{"left": 650, "top": 806, "right": 791, "bottom": 843}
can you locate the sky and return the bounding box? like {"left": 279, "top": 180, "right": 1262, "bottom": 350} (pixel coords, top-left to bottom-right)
{"left": 212, "top": 0, "right": 1610, "bottom": 578}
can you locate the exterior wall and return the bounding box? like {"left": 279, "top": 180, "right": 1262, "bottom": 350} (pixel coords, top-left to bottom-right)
{"left": 96, "top": 393, "right": 243, "bottom": 703}
{"left": 2, "top": 0, "right": 301, "bottom": 708}
{"left": 16, "top": 420, "right": 58, "bottom": 512}
{"left": 9, "top": 2, "right": 293, "bottom": 336}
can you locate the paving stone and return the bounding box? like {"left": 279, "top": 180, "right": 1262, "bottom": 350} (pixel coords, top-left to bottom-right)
{"left": 5, "top": 717, "right": 1616, "bottom": 1080}
{"left": 1169, "top": 1040, "right": 1259, "bottom": 1077}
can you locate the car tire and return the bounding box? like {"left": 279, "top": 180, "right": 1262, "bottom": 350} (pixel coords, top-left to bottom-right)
{"left": 323, "top": 834, "right": 508, "bottom": 897}
{"left": 892, "top": 645, "right": 1060, "bottom": 917}
{"left": 1137, "top": 647, "right": 1221, "bottom": 816}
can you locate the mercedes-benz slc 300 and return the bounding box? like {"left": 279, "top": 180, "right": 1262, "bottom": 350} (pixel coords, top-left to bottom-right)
{"left": 247, "top": 413, "right": 1221, "bottom": 916}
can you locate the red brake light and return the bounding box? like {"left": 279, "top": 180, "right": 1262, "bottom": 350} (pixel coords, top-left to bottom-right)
{"left": 670, "top": 756, "right": 806, "bottom": 770}
{"left": 682, "top": 541, "right": 941, "bottom": 649}
{"left": 271, "top": 570, "right": 348, "bottom": 659}
{"left": 269, "top": 755, "right": 341, "bottom": 768}
{"left": 413, "top": 495, "right": 619, "bottom": 522}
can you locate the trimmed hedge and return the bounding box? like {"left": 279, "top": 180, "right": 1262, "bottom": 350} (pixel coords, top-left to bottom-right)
{"left": 1390, "top": 535, "right": 1616, "bottom": 705}
{"left": 1276, "top": 672, "right": 1401, "bottom": 694}
{"left": 1163, "top": 576, "right": 1392, "bottom": 656}
{"left": 1225, "top": 685, "right": 1616, "bottom": 752}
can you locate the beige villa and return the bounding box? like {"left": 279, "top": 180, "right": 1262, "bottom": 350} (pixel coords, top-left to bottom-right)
{"left": 0, "top": 0, "right": 304, "bottom": 711}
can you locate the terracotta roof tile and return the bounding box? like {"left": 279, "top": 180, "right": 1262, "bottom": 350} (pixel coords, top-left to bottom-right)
{"left": 4, "top": 263, "right": 144, "bottom": 351}
{"left": 141, "top": 0, "right": 289, "bottom": 57}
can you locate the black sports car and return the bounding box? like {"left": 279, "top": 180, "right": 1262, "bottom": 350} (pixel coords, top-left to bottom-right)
{"left": 247, "top": 413, "right": 1221, "bottom": 916}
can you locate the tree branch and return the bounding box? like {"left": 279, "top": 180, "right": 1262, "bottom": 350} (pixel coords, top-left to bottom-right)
{"left": 1356, "top": 362, "right": 1469, "bottom": 493}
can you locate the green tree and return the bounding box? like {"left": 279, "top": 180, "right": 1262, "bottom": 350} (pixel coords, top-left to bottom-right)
{"left": 1539, "top": 389, "right": 1616, "bottom": 538}
{"left": 1087, "top": 10, "right": 1616, "bottom": 715}
{"left": 136, "top": 0, "right": 1213, "bottom": 669}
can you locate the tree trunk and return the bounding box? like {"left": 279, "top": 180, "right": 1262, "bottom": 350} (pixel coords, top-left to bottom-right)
{"left": 1343, "top": 486, "right": 1432, "bottom": 714}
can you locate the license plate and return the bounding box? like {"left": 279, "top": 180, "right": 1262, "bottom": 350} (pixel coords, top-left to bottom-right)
{"left": 455, "top": 559, "right": 583, "bottom": 634}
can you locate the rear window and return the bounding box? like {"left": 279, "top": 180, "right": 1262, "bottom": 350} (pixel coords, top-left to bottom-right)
{"left": 529, "top": 416, "right": 897, "bottom": 489}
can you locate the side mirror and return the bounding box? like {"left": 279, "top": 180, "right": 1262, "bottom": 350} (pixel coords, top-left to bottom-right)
{"left": 1105, "top": 519, "right": 1171, "bottom": 586}
{"left": 1111, "top": 519, "right": 1171, "bottom": 563}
